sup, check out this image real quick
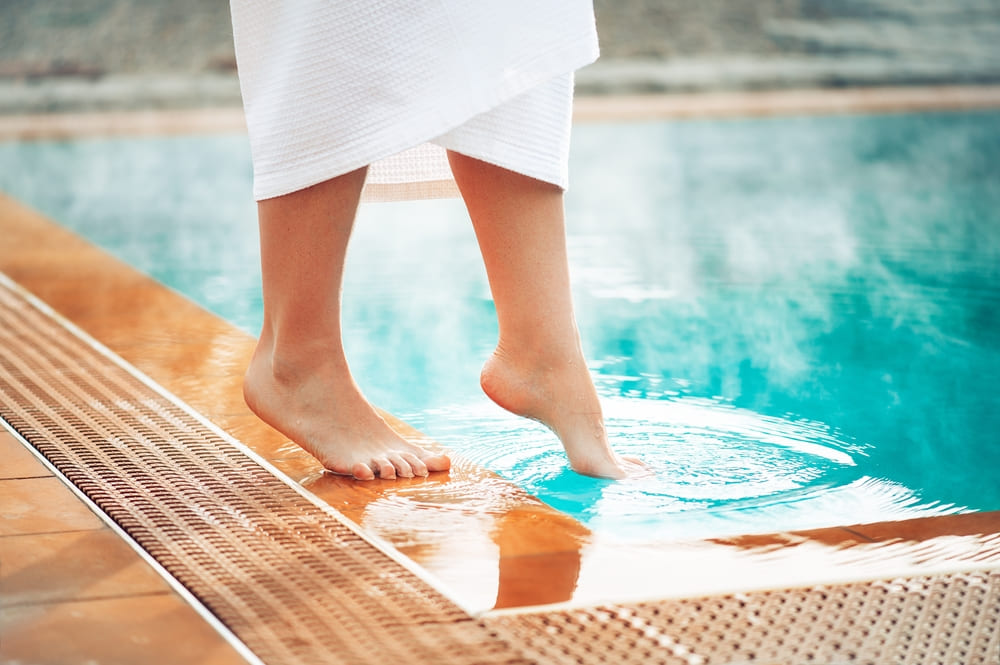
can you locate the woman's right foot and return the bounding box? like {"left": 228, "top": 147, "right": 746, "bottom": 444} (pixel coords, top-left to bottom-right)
{"left": 479, "top": 346, "right": 644, "bottom": 479}
{"left": 243, "top": 338, "right": 451, "bottom": 481}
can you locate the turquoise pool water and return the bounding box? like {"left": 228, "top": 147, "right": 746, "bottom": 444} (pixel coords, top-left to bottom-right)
{"left": 2, "top": 109, "right": 998, "bottom": 540}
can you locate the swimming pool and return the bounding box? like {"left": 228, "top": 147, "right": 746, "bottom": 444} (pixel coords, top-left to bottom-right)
{"left": 2, "top": 109, "right": 998, "bottom": 542}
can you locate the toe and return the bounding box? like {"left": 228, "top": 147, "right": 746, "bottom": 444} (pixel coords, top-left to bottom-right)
{"left": 400, "top": 452, "right": 428, "bottom": 477}
{"left": 388, "top": 453, "right": 414, "bottom": 478}
{"left": 374, "top": 458, "right": 396, "bottom": 479}
{"left": 351, "top": 462, "right": 376, "bottom": 481}
{"left": 620, "top": 456, "right": 654, "bottom": 478}
{"left": 422, "top": 453, "right": 451, "bottom": 473}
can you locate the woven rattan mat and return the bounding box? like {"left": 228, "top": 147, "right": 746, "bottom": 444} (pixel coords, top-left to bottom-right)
{"left": 2, "top": 274, "right": 998, "bottom": 665}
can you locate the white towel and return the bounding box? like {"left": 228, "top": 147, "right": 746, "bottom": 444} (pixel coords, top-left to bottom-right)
{"left": 230, "top": 1, "right": 599, "bottom": 201}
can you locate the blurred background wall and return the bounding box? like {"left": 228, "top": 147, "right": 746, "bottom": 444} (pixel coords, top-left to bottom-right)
{"left": 1, "top": 0, "right": 999, "bottom": 112}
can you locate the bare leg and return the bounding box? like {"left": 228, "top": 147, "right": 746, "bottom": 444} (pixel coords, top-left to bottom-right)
{"left": 447, "top": 152, "right": 642, "bottom": 479}
{"left": 243, "top": 168, "right": 451, "bottom": 480}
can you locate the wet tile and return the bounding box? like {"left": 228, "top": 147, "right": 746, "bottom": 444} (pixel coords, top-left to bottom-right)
{"left": 1, "top": 595, "right": 252, "bottom": 665}
{"left": 27, "top": 279, "right": 205, "bottom": 345}
{"left": 0, "top": 431, "right": 51, "bottom": 479}
{"left": 113, "top": 336, "right": 253, "bottom": 385}
{"left": 846, "top": 511, "right": 1000, "bottom": 543}
{"left": 0, "top": 530, "right": 170, "bottom": 606}
{"left": 0, "top": 477, "right": 103, "bottom": 536}
{"left": 708, "top": 526, "right": 870, "bottom": 551}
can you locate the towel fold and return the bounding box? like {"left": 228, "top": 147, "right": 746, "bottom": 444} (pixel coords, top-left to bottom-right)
{"left": 230, "top": 1, "right": 599, "bottom": 201}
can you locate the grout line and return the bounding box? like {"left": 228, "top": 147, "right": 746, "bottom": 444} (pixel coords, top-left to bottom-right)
{"left": 843, "top": 527, "right": 878, "bottom": 543}
{"left": 1, "top": 527, "right": 106, "bottom": 538}
{"left": 0, "top": 589, "right": 173, "bottom": 610}
{"left": 0, "top": 527, "right": 116, "bottom": 539}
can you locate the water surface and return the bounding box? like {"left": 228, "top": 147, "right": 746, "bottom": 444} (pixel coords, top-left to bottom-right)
{"left": 2, "top": 110, "right": 998, "bottom": 540}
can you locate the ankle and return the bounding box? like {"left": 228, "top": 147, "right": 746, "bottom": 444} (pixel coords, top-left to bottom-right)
{"left": 481, "top": 343, "right": 595, "bottom": 419}
{"left": 494, "top": 334, "right": 586, "bottom": 371}
{"left": 252, "top": 331, "right": 347, "bottom": 385}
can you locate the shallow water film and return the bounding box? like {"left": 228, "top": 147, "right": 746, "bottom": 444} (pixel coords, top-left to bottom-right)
{"left": 2, "top": 110, "right": 998, "bottom": 540}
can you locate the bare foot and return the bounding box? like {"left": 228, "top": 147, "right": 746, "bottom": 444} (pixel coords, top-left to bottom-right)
{"left": 243, "top": 338, "right": 451, "bottom": 481}
{"left": 480, "top": 346, "right": 644, "bottom": 479}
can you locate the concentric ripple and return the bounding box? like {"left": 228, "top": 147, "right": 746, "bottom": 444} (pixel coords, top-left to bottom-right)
{"left": 404, "top": 395, "right": 965, "bottom": 541}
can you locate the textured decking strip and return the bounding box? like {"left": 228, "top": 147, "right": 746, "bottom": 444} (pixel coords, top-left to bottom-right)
{"left": 0, "top": 278, "right": 524, "bottom": 665}
{"left": 3, "top": 272, "right": 1000, "bottom": 665}
{"left": 487, "top": 574, "right": 1000, "bottom": 665}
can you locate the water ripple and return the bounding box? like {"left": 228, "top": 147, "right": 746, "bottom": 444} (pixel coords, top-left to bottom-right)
{"left": 404, "top": 395, "right": 964, "bottom": 541}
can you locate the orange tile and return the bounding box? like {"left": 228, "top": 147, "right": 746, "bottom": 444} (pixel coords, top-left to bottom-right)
{"left": 0, "top": 431, "right": 51, "bottom": 479}
{"left": 708, "top": 526, "right": 871, "bottom": 551}
{"left": 846, "top": 511, "right": 1000, "bottom": 543}
{"left": 0, "top": 477, "right": 103, "bottom": 536}
{"left": 1, "top": 595, "right": 252, "bottom": 665}
{"left": 0, "top": 530, "right": 171, "bottom": 606}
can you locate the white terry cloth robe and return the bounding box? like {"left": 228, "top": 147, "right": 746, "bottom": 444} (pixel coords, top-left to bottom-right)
{"left": 230, "top": 1, "right": 599, "bottom": 201}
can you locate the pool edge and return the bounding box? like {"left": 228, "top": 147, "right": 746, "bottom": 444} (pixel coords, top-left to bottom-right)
{"left": 2, "top": 186, "right": 998, "bottom": 611}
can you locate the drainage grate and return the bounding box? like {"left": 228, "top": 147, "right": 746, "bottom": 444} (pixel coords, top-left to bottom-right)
{"left": 486, "top": 572, "right": 1000, "bottom": 665}
{"left": 0, "top": 278, "right": 525, "bottom": 665}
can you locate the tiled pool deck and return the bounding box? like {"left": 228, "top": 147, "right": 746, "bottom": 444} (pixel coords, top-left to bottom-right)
{"left": 2, "top": 87, "right": 1000, "bottom": 664}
